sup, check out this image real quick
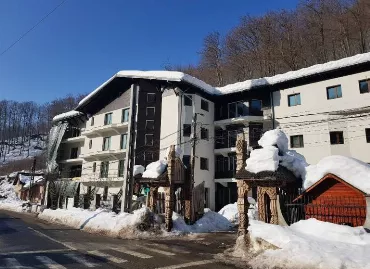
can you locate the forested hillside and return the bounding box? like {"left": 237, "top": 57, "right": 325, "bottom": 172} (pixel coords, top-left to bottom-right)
{"left": 169, "top": 0, "right": 370, "bottom": 86}
{"left": 0, "top": 95, "right": 84, "bottom": 175}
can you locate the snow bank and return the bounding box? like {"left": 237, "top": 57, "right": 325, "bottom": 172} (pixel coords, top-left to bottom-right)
{"left": 246, "top": 146, "right": 279, "bottom": 174}
{"left": 52, "top": 110, "right": 84, "bottom": 123}
{"left": 245, "top": 219, "right": 370, "bottom": 269}
{"left": 305, "top": 155, "right": 370, "bottom": 193}
{"left": 38, "top": 207, "right": 156, "bottom": 238}
{"left": 217, "top": 52, "right": 370, "bottom": 94}
{"left": 133, "top": 165, "right": 145, "bottom": 176}
{"left": 218, "top": 198, "right": 257, "bottom": 223}
{"left": 0, "top": 180, "right": 24, "bottom": 212}
{"left": 142, "top": 160, "right": 168, "bottom": 178}
{"left": 172, "top": 209, "right": 233, "bottom": 233}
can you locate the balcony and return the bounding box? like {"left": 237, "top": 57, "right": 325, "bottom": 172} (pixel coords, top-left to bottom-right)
{"left": 214, "top": 115, "right": 264, "bottom": 128}
{"left": 58, "top": 158, "right": 83, "bottom": 165}
{"left": 80, "top": 149, "right": 126, "bottom": 161}
{"left": 81, "top": 122, "right": 129, "bottom": 137}
{"left": 61, "top": 136, "right": 85, "bottom": 143}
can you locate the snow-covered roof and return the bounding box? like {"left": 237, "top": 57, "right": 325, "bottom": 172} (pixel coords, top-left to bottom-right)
{"left": 305, "top": 155, "right": 370, "bottom": 194}
{"left": 78, "top": 71, "right": 216, "bottom": 107}
{"left": 217, "top": 52, "right": 370, "bottom": 94}
{"left": 52, "top": 110, "right": 84, "bottom": 123}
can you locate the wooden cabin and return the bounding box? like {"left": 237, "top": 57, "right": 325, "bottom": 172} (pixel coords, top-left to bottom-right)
{"left": 295, "top": 173, "right": 367, "bottom": 227}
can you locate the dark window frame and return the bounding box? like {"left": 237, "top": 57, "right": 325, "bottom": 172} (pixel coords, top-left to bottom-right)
{"left": 122, "top": 108, "right": 129, "bottom": 123}
{"left": 147, "top": 93, "right": 156, "bottom": 103}
{"left": 326, "top": 85, "right": 342, "bottom": 100}
{"left": 144, "top": 152, "right": 154, "bottom": 162}
{"left": 359, "top": 79, "right": 370, "bottom": 94}
{"left": 330, "top": 131, "right": 344, "bottom": 145}
{"left": 146, "top": 107, "right": 155, "bottom": 117}
{"left": 366, "top": 128, "right": 370, "bottom": 143}
{"left": 102, "top": 136, "right": 111, "bottom": 151}
{"left": 290, "top": 135, "right": 304, "bottom": 148}
{"left": 145, "top": 134, "right": 154, "bottom": 146}
{"left": 200, "top": 157, "right": 209, "bottom": 170}
{"left": 104, "top": 113, "right": 113, "bottom": 125}
{"left": 182, "top": 155, "right": 190, "bottom": 167}
{"left": 201, "top": 99, "right": 209, "bottom": 112}
{"left": 201, "top": 127, "right": 209, "bottom": 140}
{"left": 183, "top": 124, "right": 191, "bottom": 137}
{"left": 145, "top": 120, "right": 155, "bottom": 130}
{"left": 120, "top": 134, "right": 127, "bottom": 149}
{"left": 70, "top": 147, "right": 78, "bottom": 159}
{"left": 91, "top": 117, "right": 94, "bottom": 126}
{"left": 92, "top": 162, "right": 96, "bottom": 173}
{"left": 89, "top": 139, "right": 92, "bottom": 149}
{"left": 288, "top": 93, "right": 301, "bottom": 107}
{"left": 250, "top": 99, "right": 262, "bottom": 112}
{"left": 100, "top": 161, "right": 109, "bottom": 178}
{"left": 184, "top": 95, "right": 192, "bottom": 106}
{"left": 118, "top": 159, "right": 125, "bottom": 177}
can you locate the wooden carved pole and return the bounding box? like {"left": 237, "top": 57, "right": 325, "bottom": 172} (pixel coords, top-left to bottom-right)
{"left": 149, "top": 187, "right": 158, "bottom": 212}
{"left": 165, "top": 145, "right": 176, "bottom": 231}
{"left": 268, "top": 188, "right": 278, "bottom": 224}
{"left": 236, "top": 133, "right": 246, "bottom": 172}
{"left": 237, "top": 180, "right": 251, "bottom": 236}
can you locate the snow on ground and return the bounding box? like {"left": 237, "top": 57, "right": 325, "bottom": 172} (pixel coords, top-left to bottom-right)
{"left": 0, "top": 136, "right": 46, "bottom": 165}
{"left": 218, "top": 199, "right": 257, "bottom": 223}
{"left": 0, "top": 180, "right": 24, "bottom": 212}
{"left": 241, "top": 218, "right": 370, "bottom": 269}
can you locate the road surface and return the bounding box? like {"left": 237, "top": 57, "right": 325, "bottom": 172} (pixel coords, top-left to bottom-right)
{"left": 0, "top": 210, "right": 239, "bottom": 269}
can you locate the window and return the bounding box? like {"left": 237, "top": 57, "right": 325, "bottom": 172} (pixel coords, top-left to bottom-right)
{"left": 147, "top": 93, "right": 156, "bottom": 103}
{"left": 200, "top": 157, "right": 209, "bottom": 170}
{"left": 184, "top": 95, "right": 192, "bottom": 106}
{"left": 201, "top": 99, "right": 209, "bottom": 111}
{"left": 146, "top": 107, "right": 155, "bottom": 117}
{"left": 366, "top": 128, "right": 370, "bottom": 143}
{"left": 201, "top": 127, "right": 209, "bottom": 140}
{"left": 183, "top": 124, "right": 191, "bottom": 137}
{"left": 290, "top": 135, "right": 304, "bottom": 148}
{"left": 327, "top": 85, "right": 342, "bottom": 100}
{"left": 92, "top": 162, "right": 96, "bottom": 173}
{"left": 100, "top": 161, "right": 109, "bottom": 178}
{"left": 118, "top": 160, "right": 125, "bottom": 177}
{"left": 144, "top": 152, "right": 154, "bottom": 162}
{"left": 89, "top": 139, "right": 92, "bottom": 149}
{"left": 288, "top": 93, "right": 301, "bottom": 107}
{"left": 120, "top": 134, "right": 127, "bottom": 149}
{"left": 102, "top": 137, "right": 111, "bottom": 151}
{"left": 91, "top": 117, "right": 94, "bottom": 126}
{"left": 145, "top": 134, "right": 154, "bottom": 146}
{"left": 122, "top": 108, "right": 129, "bottom": 123}
{"left": 146, "top": 120, "right": 154, "bottom": 130}
{"left": 182, "top": 155, "right": 190, "bottom": 167}
{"left": 70, "top": 147, "right": 78, "bottom": 159}
{"left": 330, "top": 131, "right": 344, "bottom": 145}
{"left": 103, "top": 186, "right": 108, "bottom": 201}
{"left": 250, "top": 100, "right": 262, "bottom": 112}
{"left": 228, "top": 102, "right": 248, "bottom": 118}
{"left": 359, "top": 80, "right": 370, "bottom": 94}
{"left": 104, "top": 113, "right": 113, "bottom": 125}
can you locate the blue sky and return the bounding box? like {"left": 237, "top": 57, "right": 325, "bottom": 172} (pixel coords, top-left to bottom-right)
{"left": 0, "top": 0, "right": 299, "bottom": 103}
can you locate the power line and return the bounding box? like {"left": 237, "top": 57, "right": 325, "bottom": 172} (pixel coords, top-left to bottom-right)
{"left": 0, "top": 0, "right": 67, "bottom": 57}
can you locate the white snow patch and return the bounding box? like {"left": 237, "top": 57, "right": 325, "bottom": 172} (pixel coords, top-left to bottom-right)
{"left": 258, "top": 129, "right": 289, "bottom": 152}
{"left": 142, "top": 160, "right": 168, "bottom": 178}
{"left": 133, "top": 165, "right": 145, "bottom": 176}
{"left": 218, "top": 199, "right": 257, "bottom": 223}
{"left": 246, "top": 146, "right": 280, "bottom": 174}
{"left": 0, "top": 180, "right": 24, "bottom": 212}
{"left": 172, "top": 209, "right": 233, "bottom": 233}
{"left": 305, "top": 155, "right": 370, "bottom": 194}
{"left": 246, "top": 218, "right": 370, "bottom": 269}
{"left": 217, "top": 52, "right": 370, "bottom": 94}
{"left": 52, "top": 110, "right": 84, "bottom": 123}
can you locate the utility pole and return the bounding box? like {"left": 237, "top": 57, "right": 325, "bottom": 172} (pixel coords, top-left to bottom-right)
{"left": 29, "top": 157, "right": 36, "bottom": 203}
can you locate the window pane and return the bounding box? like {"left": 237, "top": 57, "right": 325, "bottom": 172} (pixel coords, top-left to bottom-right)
{"left": 183, "top": 124, "right": 191, "bottom": 137}
{"left": 91, "top": 117, "right": 94, "bottom": 126}
{"left": 250, "top": 100, "right": 262, "bottom": 111}
{"left": 184, "top": 95, "right": 192, "bottom": 106}
{"left": 93, "top": 162, "right": 96, "bottom": 172}
{"left": 145, "top": 134, "right": 154, "bottom": 146}
{"left": 360, "top": 81, "right": 369, "bottom": 94}
{"left": 121, "top": 134, "right": 127, "bottom": 149}
{"left": 118, "top": 160, "right": 125, "bottom": 177}
{"left": 366, "top": 128, "right": 370, "bottom": 143}
{"left": 237, "top": 102, "right": 244, "bottom": 117}
{"left": 330, "top": 131, "right": 344, "bottom": 144}
{"left": 104, "top": 113, "right": 112, "bottom": 125}
{"left": 146, "top": 107, "right": 155, "bottom": 117}
{"left": 336, "top": 86, "right": 342, "bottom": 98}
{"left": 290, "top": 135, "right": 304, "bottom": 148}
{"left": 201, "top": 100, "right": 209, "bottom": 111}
{"left": 201, "top": 128, "right": 208, "bottom": 140}
{"left": 183, "top": 155, "right": 190, "bottom": 167}
{"left": 327, "top": 86, "right": 342, "bottom": 99}
{"left": 122, "top": 109, "right": 129, "bottom": 122}
{"left": 146, "top": 120, "right": 154, "bottom": 130}
{"left": 228, "top": 103, "right": 236, "bottom": 118}
{"left": 147, "top": 93, "right": 156, "bottom": 103}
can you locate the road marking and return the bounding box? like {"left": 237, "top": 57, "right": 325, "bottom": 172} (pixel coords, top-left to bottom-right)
{"left": 155, "top": 259, "right": 215, "bottom": 269}
{"left": 28, "top": 227, "right": 76, "bottom": 250}
{"left": 1, "top": 258, "right": 32, "bottom": 269}
{"left": 88, "top": 250, "right": 127, "bottom": 264}
{"left": 64, "top": 253, "right": 98, "bottom": 267}
{"left": 140, "top": 246, "right": 176, "bottom": 256}
{"left": 0, "top": 249, "right": 72, "bottom": 256}
{"left": 145, "top": 243, "right": 190, "bottom": 254}
{"left": 111, "top": 247, "right": 153, "bottom": 259}
{"left": 35, "top": 256, "right": 66, "bottom": 269}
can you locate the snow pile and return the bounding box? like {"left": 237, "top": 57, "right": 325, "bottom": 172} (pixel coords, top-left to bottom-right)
{"left": 0, "top": 180, "right": 24, "bottom": 212}
{"left": 246, "top": 147, "right": 279, "bottom": 174}
{"left": 218, "top": 198, "right": 257, "bottom": 223}
{"left": 133, "top": 165, "right": 145, "bottom": 176}
{"left": 19, "top": 174, "right": 44, "bottom": 189}
{"left": 245, "top": 219, "right": 370, "bottom": 269}
{"left": 38, "top": 207, "right": 157, "bottom": 238}
{"left": 217, "top": 52, "right": 370, "bottom": 94}
{"left": 142, "top": 160, "right": 168, "bottom": 178}
{"left": 246, "top": 129, "right": 308, "bottom": 177}
{"left": 305, "top": 155, "right": 370, "bottom": 193}
{"left": 52, "top": 110, "right": 84, "bottom": 123}
{"left": 172, "top": 209, "right": 233, "bottom": 233}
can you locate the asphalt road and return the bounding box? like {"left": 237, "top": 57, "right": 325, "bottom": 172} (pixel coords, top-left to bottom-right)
{"left": 0, "top": 210, "right": 239, "bottom": 269}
